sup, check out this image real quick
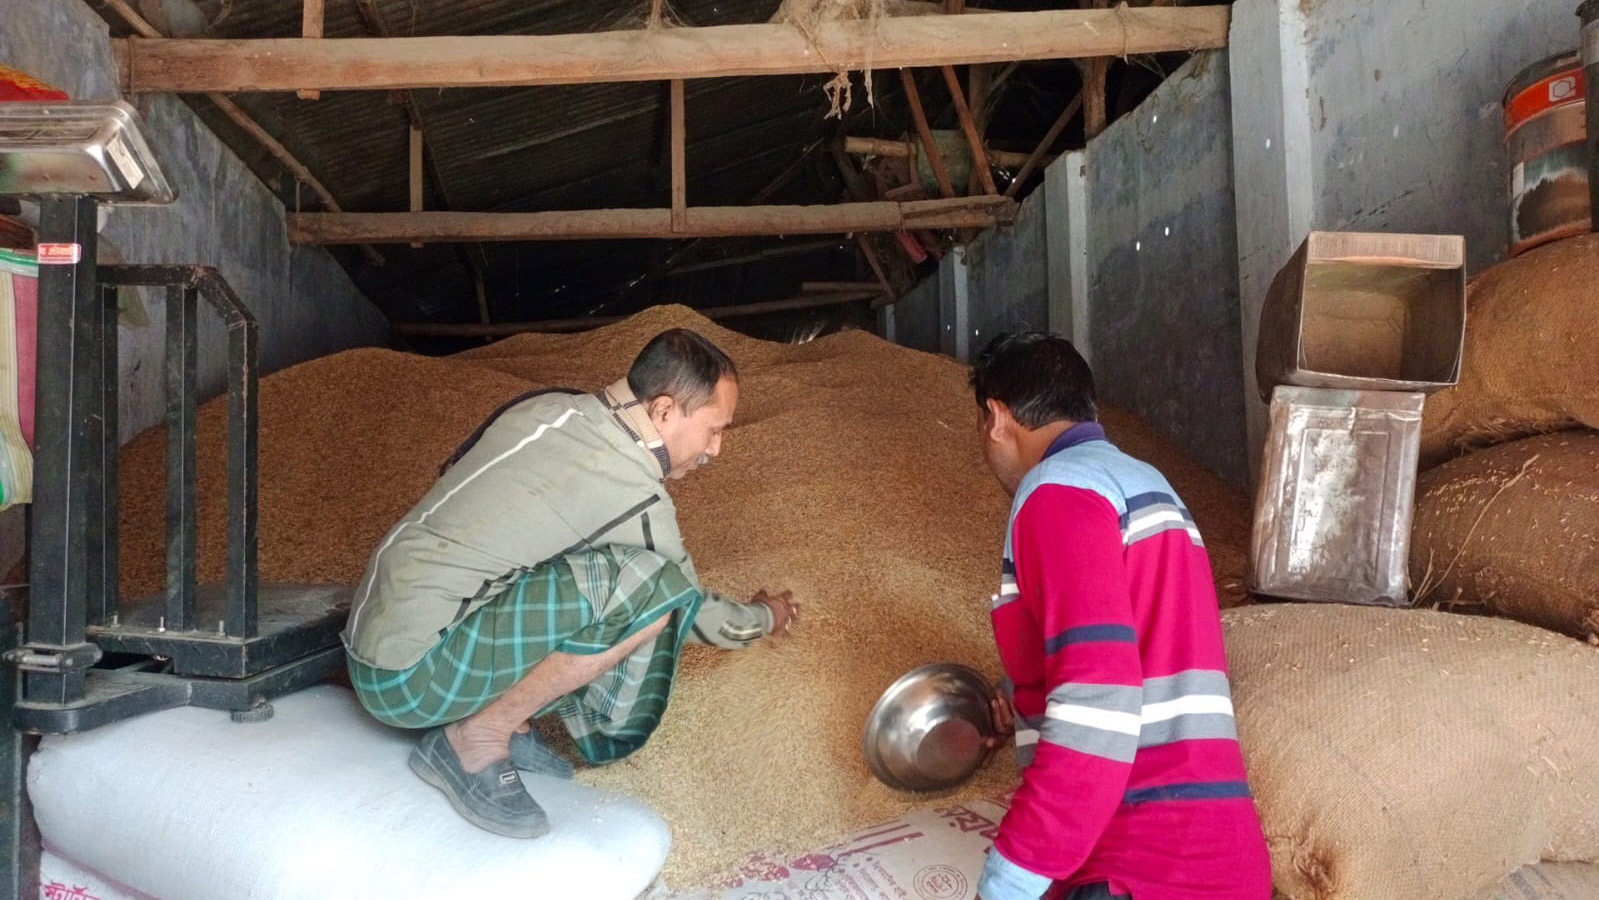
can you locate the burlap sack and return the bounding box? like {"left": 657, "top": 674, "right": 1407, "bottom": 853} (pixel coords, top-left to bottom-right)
{"left": 1226, "top": 604, "right": 1599, "bottom": 900}
{"left": 1410, "top": 432, "right": 1599, "bottom": 641}
{"left": 1421, "top": 234, "right": 1599, "bottom": 468}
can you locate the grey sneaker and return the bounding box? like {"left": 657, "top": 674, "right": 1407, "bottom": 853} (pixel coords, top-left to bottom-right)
{"left": 408, "top": 727, "right": 550, "bottom": 838}
{"left": 509, "top": 728, "right": 575, "bottom": 780}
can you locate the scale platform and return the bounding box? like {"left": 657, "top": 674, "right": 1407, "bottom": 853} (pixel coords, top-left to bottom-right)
{"left": 89, "top": 582, "right": 351, "bottom": 679}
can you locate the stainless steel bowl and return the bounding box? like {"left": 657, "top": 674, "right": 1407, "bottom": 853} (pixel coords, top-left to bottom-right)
{"left": 863, "top": 663, "right": 996, "bottom": 792}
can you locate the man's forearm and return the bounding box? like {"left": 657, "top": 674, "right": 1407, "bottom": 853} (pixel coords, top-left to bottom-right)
{"left": 685, "top": 592, "right": 775, "bottom": 647}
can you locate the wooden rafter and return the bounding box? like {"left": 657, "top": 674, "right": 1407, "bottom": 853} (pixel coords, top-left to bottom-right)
{"left": 1004, "top": 91, "right": 1084, "bottom": 198}
{"left": 942, "top": 66, "right": 998, "bottom": 196}
{"left": 899, "top": 69, "right": 955, "bottom": 199}
{"left": 843, "top": 137, "right": 1050, "bottom": 170}
{"left": 288, "top": 196, "right": 1016, "bottom": 244}
{"left": 117, "top": 8, "right": 1230, "bottom": 93}
{"left": 670, "top": 80, "right": 687, "bottom": 233}
{"left": 297, "top": 0, "right": 323, "bottom": 100}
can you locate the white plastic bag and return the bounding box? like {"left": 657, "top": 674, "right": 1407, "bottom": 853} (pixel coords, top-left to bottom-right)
{"left": 39, "top": 850, "right": 156, "bottom": 900}
{"left": 0, "top": 247, "right": 37, "bottom": 511}
{"left": 28, "top": 685, "right": 671, "bottom": 900}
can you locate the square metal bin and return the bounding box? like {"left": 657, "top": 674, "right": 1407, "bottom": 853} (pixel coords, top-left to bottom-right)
{"left": 1250, "top": 386, "right": 1425, "bottom": 605}
{"left": 1255, "top": 231, "right": 1465, "bottom": 398}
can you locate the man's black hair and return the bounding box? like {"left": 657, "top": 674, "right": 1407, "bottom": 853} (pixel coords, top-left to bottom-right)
{"left": 969, "top": 331, "right": 1097, "bottom": 428}
{"left": 628, "top": 328, "right": 738, "bottom": 411}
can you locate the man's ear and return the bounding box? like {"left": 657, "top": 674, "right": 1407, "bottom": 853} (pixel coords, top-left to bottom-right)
{"left": 984, "top": 398, "right": 1012, "bottom": 442}
{"left": 647, "top": 394, "right": 675, "bottom": 424}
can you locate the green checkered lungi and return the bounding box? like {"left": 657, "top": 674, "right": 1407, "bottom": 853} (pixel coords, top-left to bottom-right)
{"left": 347, "top": 546, "right": 704, "bottom": 764}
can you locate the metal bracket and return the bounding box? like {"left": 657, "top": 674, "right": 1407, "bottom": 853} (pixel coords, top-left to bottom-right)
{"left": 3, "top": 642, "right": 103, "bottom": 675}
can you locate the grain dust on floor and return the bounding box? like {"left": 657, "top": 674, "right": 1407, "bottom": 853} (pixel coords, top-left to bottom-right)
{"left": 114, "top": 305, "right": 1253, "bottom": 884}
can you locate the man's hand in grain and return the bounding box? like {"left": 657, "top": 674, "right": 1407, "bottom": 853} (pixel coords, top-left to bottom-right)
{"left": 983, "top": 691, "right": 1016, "bottom": 762}
{"left": 752, "top": 588, "right": 799, "bottom": 638}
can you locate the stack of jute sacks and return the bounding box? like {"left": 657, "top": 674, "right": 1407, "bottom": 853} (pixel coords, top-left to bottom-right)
{"left": 1233, "top": 231, "right": 1599, "bottom": 900}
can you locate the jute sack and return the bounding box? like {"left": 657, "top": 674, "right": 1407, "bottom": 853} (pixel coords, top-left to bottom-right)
{"left": 1421, "top": 234, "right": 1599, "bottom": 468}
{"left": 1225, "top": 604, "right": 1599, "bottom": 900}
{"left": 1410, "top": 431, "right": 1599, "bottom": 641}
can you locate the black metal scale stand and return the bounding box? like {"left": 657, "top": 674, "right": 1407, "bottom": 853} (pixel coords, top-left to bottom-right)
{"left": 1, "top": 104, "right": 350, "bottom": 736}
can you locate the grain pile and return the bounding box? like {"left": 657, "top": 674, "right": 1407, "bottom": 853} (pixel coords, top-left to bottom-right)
{"left": 1409, "top": 432, "right": 1599, "bottom": 642}
{"left": 1225, "top": 603, "right": 1599, "bottom": 900}
{"left": 1420, "top": 233, "right": 1599, "bottom": 467}
{"left": 116, "top": 350, "right": 537, "bottom": 595}
{"left": 113, "top": 305, "right": 1253, "bottom": 883}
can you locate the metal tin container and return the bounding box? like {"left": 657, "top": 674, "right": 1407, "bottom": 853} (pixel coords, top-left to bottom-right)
{"left": 0, "top": 101, "right": 174, "bottom": 203}
{"left": 1504, "top": 50, "right": 1589, "bottom": 256}
{"left": 1581, "top": 0, "right": 1599, "bottom": 227}
{"left": 1255, "top": 231, "right": 1466, "bottom": 398}
{"left": 1249, "top": 386, "right": 1425, "bottom": 606}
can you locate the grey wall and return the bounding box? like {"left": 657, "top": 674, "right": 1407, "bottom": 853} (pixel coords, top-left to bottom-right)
{"left": 967, "top": 188, "right": 1049, "bottom": 348}
{"left": 879, "top": 189, "right": 1052, "bottom": 362}
{"left": 1231, "top": 0, "right": 1581, "bottom": 472}
{"left": 1086, "top": 51, "right": 1248, "bottom": 487}
{"left": 889, "top": 263, "right": 943, "bottom": 354}
{"left": 0, "top": 0, "right": 391, "bottom": 578}
{"left": 884, "top": 52, "right": 1249, "bottom": 489}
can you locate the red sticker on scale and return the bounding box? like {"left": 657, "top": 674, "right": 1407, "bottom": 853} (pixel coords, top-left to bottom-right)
{"left": 36, "top": 243, "right": 82, "bottom": 265}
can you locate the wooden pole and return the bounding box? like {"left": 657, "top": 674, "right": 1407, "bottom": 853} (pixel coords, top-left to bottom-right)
{"left": 843, "top": 136, "right": 1045, "bottom": 169}
{"left": 392, "top": 291, "right": 880, "bottom": 337}
{"left": 408, "top": 125, "right": 424, "bottom": 248}
{"left": 1003, "top": 90, "right": 1083, "bottom": 198}
{"left": 118, "top": 8, "right": 1232, "bottom": 92}
{"left": 1079, "top": 57, "right": 1109, "bottom": 140}
{"left": 473, "top": 273, "right": 491, "bottom": 329}
{"left": 941, "top": 65, "right": 998, "bottom": 195}
{"left": 899, "top": 69, "right": 956, "bottom": 199}
{"left": 670, "top": 79, "right": 687, "bottom": 232}
{"left": 968, "top": 64, "right": 993, "bottom": 136}
{"left": 1078, "top": 0, "right": 1111, "bottom": 141}
{"left": 288, "top": 196, "right": 1017, "bottom": 244}
{"left": 297, "top": 0, "right": 324, "bottom": 99}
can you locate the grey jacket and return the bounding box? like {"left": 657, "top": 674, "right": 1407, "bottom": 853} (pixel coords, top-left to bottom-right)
{"left": 343, "top": 380, "right": 770, "bottom": 670}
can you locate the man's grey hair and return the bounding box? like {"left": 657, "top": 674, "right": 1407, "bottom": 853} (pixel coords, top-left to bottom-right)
{"left": 627, "top": 328, "right": 737, "bottom": 411}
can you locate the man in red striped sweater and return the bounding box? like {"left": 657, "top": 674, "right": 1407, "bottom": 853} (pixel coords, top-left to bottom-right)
{"left": 970, "top": 333, "right": 1270, "bottom": 900}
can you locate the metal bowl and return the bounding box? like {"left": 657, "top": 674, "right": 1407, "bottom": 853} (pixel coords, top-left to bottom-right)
{"left": 863, "top": 663, "right": 996, "bottom": 792}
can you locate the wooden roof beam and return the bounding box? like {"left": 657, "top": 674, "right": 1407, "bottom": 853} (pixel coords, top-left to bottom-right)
{"left": 118, "top": 7, "right": 1230, "bottom": 93}
{"left": 288, "top": 196, "right": 1017, "bottom": 244}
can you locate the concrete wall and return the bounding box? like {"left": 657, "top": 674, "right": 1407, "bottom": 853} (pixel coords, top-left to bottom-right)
{"left": 883, "top": 52, "right": 1249, "bottom": 489}
{"left": 877, "top": 189, "right": 1052, "bottom": 364}
{"left": 966, "top": 188, "right": 1050, "bottom": 350}
{"left": 0, "top": 0, "right": 391, "bottom": 579}
{"left": 1231, "top": 0, "right": 1581, "bottom": 470}
{"left": 1085, "top": 51, "right": 1248, "bottom": 487}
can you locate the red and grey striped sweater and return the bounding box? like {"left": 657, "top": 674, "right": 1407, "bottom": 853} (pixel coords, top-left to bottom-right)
{"left": 978, "top": 422, "right": 1270, "bottom": 900}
